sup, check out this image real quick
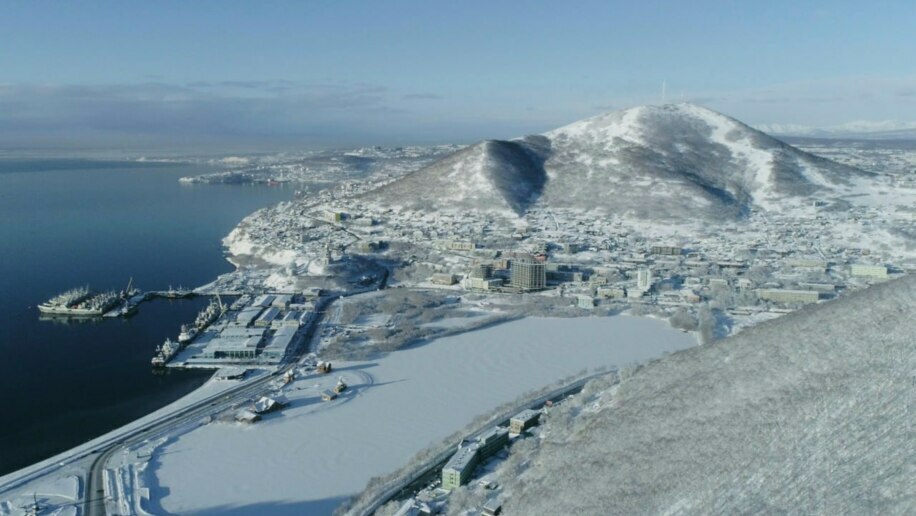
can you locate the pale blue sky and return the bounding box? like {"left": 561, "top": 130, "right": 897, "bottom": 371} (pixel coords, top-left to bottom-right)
{"left": 2, "top": 1, "right": 915, "bottom": 151}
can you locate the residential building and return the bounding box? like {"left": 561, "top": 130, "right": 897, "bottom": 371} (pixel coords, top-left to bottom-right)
{"left": 597, "top": 287, "right": 627, "bottom": 299}
{"left": 577, "top": 295, "right": 596, "bottom": 309}
{"left": 758, "top": 289, "right": 820, "bottom": 304}
{"left": 510, "top": 260, "right": 546, "bottom": 291}
{"left": 461, "top": 277, "right": 503, "bottom": 291}
{"left": 431, "top": 273, "right": 458, "bottom": 285}
{"left": 469, "top": 263, "right": 494, "bottom": 279}
{"left": 850, "top": 264, "right": 888, "bottom": 279}
{"left": 637, "top": 268, "right": 653, "bottom": 291}
{"left": 509, "top": 409, "right": 541, "bottom": 434}
{"left": 442, "top": 427, "right": 508, "bottom": 490}
{"left": 651, "top": 245, "right": 682, "bottom": 256}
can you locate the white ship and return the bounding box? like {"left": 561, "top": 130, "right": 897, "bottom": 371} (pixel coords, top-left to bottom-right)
{"left": 38, "top": 286, "right": 120, "bottom": 316}
{"left": 195, "top": 296, "right": 225, "bottom": 328}
{"left": 177, "top": 296, "right": 224, "bottom": 344}
{"left": 151, "top": 338, "right": 181, "bottom": 368}
{"left": 162, "top": 285, "right": 192, "bottom": 299}
{"left": 177, "top": 324, "right": 198, "bottom": 344}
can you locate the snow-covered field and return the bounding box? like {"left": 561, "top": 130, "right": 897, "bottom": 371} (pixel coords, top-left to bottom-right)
{"left": 150, "top": 315, "right": 695, "bottom": 514}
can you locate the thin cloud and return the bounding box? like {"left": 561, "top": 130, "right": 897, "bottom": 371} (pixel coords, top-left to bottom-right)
{"left": 402, "top": 93, "right": 443, "bottom": 101}
{"left": 0, "top": 81, "right": 403, "bottom": 150}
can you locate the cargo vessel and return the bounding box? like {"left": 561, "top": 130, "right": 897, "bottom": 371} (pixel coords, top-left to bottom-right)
{"left": 156, "top": 296, "right": 226, "bottom": 365}
{"left": 38, "top": 287, "right": 120, "bottom": 316}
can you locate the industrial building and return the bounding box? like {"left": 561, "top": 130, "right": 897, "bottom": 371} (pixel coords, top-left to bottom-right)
{"left": 183, "top": 293, "right": 313, "bottom": 366}
{"left": 272, "top": 310, "right": 308, "bottom": 329}
{"left": 261, "top": 326, "right": 298, "bottom": 361}
{"left": 202, "top": 336, "right": 262, "bottom": 360}
{"left": 271, "top": 294, "right": 292, "bottom": 309}
{"left": 758, "top": 289, "right": 820, "bottom": 304}
{"left": 254, "top": 307, "right": 280, "bottom": 327}
{"left": 252, "top": 294, "right": 276, "bottom": 308}
{"left": 235, "top": 307, "right": 265, "bottom": 327}
{"left": 510, "top": 260, "right": 546, "bottom": 291}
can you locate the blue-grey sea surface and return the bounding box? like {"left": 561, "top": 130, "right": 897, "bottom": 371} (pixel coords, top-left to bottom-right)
{"left": 0, "top": 159, "right": 291, "bottom": 475}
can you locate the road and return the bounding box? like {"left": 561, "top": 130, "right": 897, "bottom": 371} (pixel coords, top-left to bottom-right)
{"left": 84, "top": 366, "right": 291, "bottom": 515}
{"left": 348, "top": 371, "right": 613, "bottom": 516}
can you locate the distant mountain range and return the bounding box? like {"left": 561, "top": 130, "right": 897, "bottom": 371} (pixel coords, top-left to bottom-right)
{"left": 366, "top": 103, "right": 871, "bottom": 220}
{"left": 756, "top": 120, "right": 916, "bottom": 139}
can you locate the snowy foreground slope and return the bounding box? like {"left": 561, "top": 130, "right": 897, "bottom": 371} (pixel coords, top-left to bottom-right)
{"left": 477, "top": 275, "right": 915, "bottom": 515}
{"left": 365, "top": 103, "right": 871, "bottom": 220}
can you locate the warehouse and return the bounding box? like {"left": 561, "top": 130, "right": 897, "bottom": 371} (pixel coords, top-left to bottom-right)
{"left": 262, "top": 326, "right": 298, "bottom": 362}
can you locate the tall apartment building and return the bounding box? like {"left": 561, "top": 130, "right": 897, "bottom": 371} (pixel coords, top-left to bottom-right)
{"left": 510, "top": 260, "right": 546, "bottom": 290}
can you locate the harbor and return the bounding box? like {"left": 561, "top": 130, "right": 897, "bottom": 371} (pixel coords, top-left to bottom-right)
{"left": 154, "top": 293, "right": 316, "bottom": 369}
{"left": 38, "top": 280, "right": 316, "bottom": 371}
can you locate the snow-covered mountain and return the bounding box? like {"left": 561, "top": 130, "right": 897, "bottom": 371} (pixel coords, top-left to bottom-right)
{"left": 366, "top": 103, "right": 872, "bottom": 220}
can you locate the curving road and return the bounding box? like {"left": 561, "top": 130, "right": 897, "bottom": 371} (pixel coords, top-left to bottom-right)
{"left": 85, "top": 366, "right": 292, "bottom": 515}
{"left": 84, "top": 294, "right": 340, "bottom": 516}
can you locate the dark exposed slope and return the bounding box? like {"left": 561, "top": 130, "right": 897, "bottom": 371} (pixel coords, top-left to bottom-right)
{"left": 366, "top": 138, "right": 548, "bottom": 216}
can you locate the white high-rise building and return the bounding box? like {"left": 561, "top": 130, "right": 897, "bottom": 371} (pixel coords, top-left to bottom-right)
{"left": 637, "top": 268, "right": 653, "bottom": 291}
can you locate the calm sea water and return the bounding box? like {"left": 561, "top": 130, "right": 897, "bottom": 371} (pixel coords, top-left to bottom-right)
{"left": 0, "top": 159, "right": 292, "bottom": 475}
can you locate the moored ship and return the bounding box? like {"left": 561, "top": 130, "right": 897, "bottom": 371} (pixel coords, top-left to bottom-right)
{"left": 162, "top": 285, "right": 193, "bottom": 299}
{"left": 198, "top": 296, "right": 225, "bottom": 326}
{"left": 38, "top": 287, "right": 120, "bottom": 316}
{"left": 177, "top": 324, "right": 198, "bottom": 344}
{"left": 151, "top": 338, "right": 181, "bottom": 368}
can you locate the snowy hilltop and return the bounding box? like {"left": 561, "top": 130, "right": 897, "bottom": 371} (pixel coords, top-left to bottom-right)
{"left": 365, "top": 103, "right": 875, "bottom": 220}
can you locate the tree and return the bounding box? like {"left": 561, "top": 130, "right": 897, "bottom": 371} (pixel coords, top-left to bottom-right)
{"left": 669, "top": 308, "right": 698, "bottom": 331}
{"left": 698, "top": 305, "right": 715, "bottom": 344}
